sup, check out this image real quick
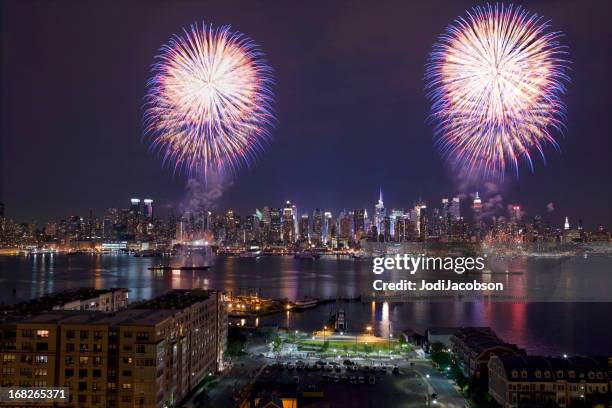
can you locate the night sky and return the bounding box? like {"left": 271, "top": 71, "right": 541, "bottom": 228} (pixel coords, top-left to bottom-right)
{"left": 1, "top": 0, "right": 610, "bottom": 227}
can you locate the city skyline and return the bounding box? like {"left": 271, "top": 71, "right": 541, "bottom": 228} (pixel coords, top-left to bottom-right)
{"left": 1, "top": 0, "right": 610, "bottom": 226}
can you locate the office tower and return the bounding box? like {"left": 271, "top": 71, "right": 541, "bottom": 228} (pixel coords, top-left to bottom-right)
{"left": 224, "top": 209, "right": 237, "bottom": 244}
{"left": 282, "top": 201, "right": 295, "bottom": 244}
{"left": 338, "top": 211, "right": 352, "bottom": 246}
{"left": 353, "top": 209, "right": 365, "bottom": 241}
{"left": 473, "top": 192, "right": 482, "bottom": 219}
{"left": 564, "top": 216, "right": 570, "bottom": 230}
{"left": 374, "top": 189, "right": 386, "bottom": 233}
{"left": 393, "top": 214, "right": 405, "bottom": 242}
{"left": 312, "top": 209, "right": 323, "bottom": 245}
{"left": 269, "top": 208, "right": 281, "bottom": 243}
{"left": 298, "top": 214, "right": 309, "bottom": 242}
{"left": 323, "top": 211, "right": 333, "bottom": 245}
{"left": 129, "top": 199, "right": 141, "bottom": 216}
{"left": 450, "top": 197, "right": 461, "bottom": 220}
{"left": 143, "top": 199, "right": 154, "bottom": 220}
{"left": 419, "top": 205, "right": 428, "bottom": 241}
{"left": 244, "top": 215, "right": 256, "bottom": 243}
{"left": 381, "top": 216, "right": 391, "bottom": 242}
{"left": 441, "top": 198, "right": 450, "bottom": 219}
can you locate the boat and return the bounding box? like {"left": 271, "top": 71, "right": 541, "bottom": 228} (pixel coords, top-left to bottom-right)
{"left": 148, "top": 264, "right": 210, "bottom": 271}
{"left": 240, "top": 246, "right": 262, "bottom": 258}
{"left": 293, "top": 297, "right": 319, "bottom": 310}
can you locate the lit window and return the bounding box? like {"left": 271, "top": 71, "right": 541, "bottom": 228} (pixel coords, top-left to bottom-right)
{"left": 36, "top": 330, "right": 49, "bottom": 338}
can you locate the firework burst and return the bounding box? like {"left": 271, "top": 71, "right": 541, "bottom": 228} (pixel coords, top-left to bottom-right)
{"left": 144, "top": 23, "right": 274, "bottom": 178}
{"left": 426, "top": 3, "right": 570, "bottom": 179}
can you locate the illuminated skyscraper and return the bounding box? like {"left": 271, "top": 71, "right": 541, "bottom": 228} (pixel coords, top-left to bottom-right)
{"left": 473, "top": 192, "right": 482, "bottom": 218}
{"left": 450, "top": 197, "right": 461, "bottom": 220}
{"left": 130, "top": 198, "right": 141, "bottom": 215}
{"left": 374, "top": 189, "right": 386, "bottom": 233}
{"left": 312, "top": 209, "right": 323, "bottom": 244}
{"left": 269, "top": 208, "right": 281, "bottom": 243}
{"left": 353, "top": 209, "right": 365, "bottom": 241}
{"left": 564, "top": 216, "right": 570, "bottom": 230}
{"left": 298, "top": 214, "right": 309, "bottom": 242}
{"left": 143, "top": 198, "right": 154, "bottom": 220}
{"left": 282, "top": 201, "right": 295, "bottom": 244}
{"left": 323, "top": 211, "right": 333, "bottom": 245}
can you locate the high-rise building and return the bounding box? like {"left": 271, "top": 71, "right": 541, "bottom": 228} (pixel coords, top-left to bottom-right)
{"left": 353, "top": 209, "right": 366, "bottom": 241}
{"left": 143, "top": 199, "right": 154, "bottom": 220}
{"left": 129, "top": 199, "right": 141, "bottom": 215}
{"left": 473, "top": 192, "right": 482, "bottom": 219}
{"left": 450, "top": 197, "right": 461, "bottom": 220}
{"left": 0, "top": 290, "right": 227, "bottom": 408}
{"left": 312, "top": 209, "right": 323, "bottom": 245}
{"left": 269, "top": 208, "right": 281, "bottom": 243}
{"left": 374, "top": 189, "right": 386, "bottom": 234}
{"left": 323, "top": 211, "right": 333, "bottom": 245}
{"left": 298, "top": 214, "right": 309, "bottom": 242}
{"left": 281, "top": 201, "right": 295, "bottom": 244}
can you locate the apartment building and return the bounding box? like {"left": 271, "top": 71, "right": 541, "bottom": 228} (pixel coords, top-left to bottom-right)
{"left": 488, "top": 354, "right": 611, "bottom": 408}
{"left": 0, "top": 289, "right": 227, "bottom": 408}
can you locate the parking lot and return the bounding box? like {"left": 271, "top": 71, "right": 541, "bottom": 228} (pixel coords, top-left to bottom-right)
{"left": 253, "top": 357, "right": 431, "bottom": 407}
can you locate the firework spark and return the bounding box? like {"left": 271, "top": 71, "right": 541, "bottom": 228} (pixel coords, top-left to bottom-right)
{"left": 426, "top": 3, "right": 570, "bottom": 179}
{"left": 144, "top": 23, "right": 274, "bottom": 178}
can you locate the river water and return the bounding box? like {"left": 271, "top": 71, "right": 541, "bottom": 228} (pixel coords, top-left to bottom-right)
{"left": 0, "top": 253, "right": 610, "bottom": 356}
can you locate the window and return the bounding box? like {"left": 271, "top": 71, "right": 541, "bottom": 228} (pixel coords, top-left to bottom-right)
{"left": 123, "top": 331, "right": 133, "bottom": 338}
{"left": 122, "top": 370, "right": 132, "bottom": 377}
{"left": 93, "top": 344, "right": 102, "bottom": 353}
{"left": 35, "top": 355, "right": 48, "bottom": 364}
{"left": 121, "top": 383, "right": 132, "bottom": 389}
{"left": 511, "top": 370, "right": 518, "bottom": 378}
{"left": 21, "top": 342, "right": 32, "bottom": 351}
{"left": 79, "top": 344, "right": 88, "bottom": 352}
{"left": 94, "top": 331, "right": 103, "bottom": 340}
{"left": 92, "top": 382, "right": 99, "bottom": 391}
{"left": 1, "top": 367, "right": 15, "bottom": 376}
{"left": 65, "top": 356, "right": 74, "bottom": 365}
{"left": 80, "top": 331, "right": 89, "bottom": 339}
{"left": 22, "top": 329, "right": 34, "bottom": 338}
{"left": 136, "top": 332, "right": 149, "bottom": 341}
{"left": 78, "top": 395, "right": 87, "bottom": 403}
{"left": 93, "top": 356, "right": 102, "bottom": 365}
{"left": 122, "top": 357, "right": 133, "bottom": 364}
{"left": 65, "top": 369, "right": 74, "bottom": 377}
{"left": 107, "top": 382, "right": 116, "bottom": 390}
{"left": 36, "top": 343, "right": 48, "bottom": 351}
{"left": 65, "top": 343, "right": 75, "bottom": 352}
{"left": 21, "top": 355, "right": 32, "bottom": 363}
{"left": 66, "top": 331, "right": 75, "bottom": 340}
{"left": 20, "top": 368, "right": 32, "bottom": 377}
{"left": 535, "top": 370, "right": 541, "bottom": 378}
{"left": 78, "top": 369, "right": 87, "bottom": 378}
{"left": 92, "top": 395, "right": 102, "bottom": 404}
{"left": 136, "top": 344, "right": 145, "bottom": 354}
{"left": 34, "top": 368, "right": 47, "bottom": 377}
{"left": 93, "top": 369, "right": 102, "bottom": 378}
{"left": 2, "top": 354, "right": 15, "bottom": 363}
{"left": 79, "top": 356, "right": 89, "bottom": 365}
{"left": 34, "top": 380, "right": 47, "bottom": 387}
{"left": 36, "top": 330, "right": 49, "bottom": 338}
{"left": 78, "top": 382, "right": 87, "bottom": 391}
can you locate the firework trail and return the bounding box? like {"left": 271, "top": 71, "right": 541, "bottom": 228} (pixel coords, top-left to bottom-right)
{"left": 144, "top": 23, "right": 274, "bottom": 178}
{"left": 425, "top": 3, "right": 570, "bottom": 179}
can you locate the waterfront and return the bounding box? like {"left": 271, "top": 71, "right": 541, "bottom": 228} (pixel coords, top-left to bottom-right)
{"left": 0, "top": 253, "right": 611, "bottom": 356}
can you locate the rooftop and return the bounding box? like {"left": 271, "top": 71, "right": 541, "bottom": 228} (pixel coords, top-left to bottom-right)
{"left": 132, "top": 289, "right": 215, "bottom": 310}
